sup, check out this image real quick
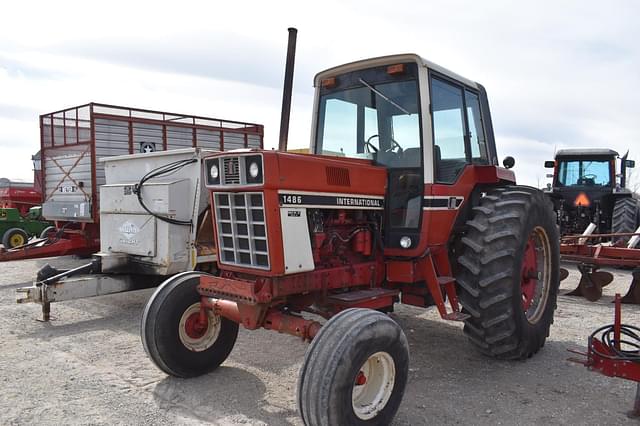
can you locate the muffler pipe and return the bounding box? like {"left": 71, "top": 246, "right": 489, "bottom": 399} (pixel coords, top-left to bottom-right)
{"left": 278, "top": 27, "right": 298, "bottom": 152}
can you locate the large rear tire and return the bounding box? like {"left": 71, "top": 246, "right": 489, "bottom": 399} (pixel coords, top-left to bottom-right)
{"left": 611, "top": 197, "right": 640, "bottom": 244}
{"left": 298, "top": 308, "right": 409, "bottom": 426}
{"left": 141, "top": 271, "right": 239, "bottom": 378}
{"left": 456, "top": 186, "right": 560, "bottom": 359}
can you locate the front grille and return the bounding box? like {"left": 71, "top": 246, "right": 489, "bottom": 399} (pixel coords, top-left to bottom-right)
{"left": 214, "top": 192, "right": 269, "bottom": 269}
{"left": 222, "top": 157, "right": 241, "bottom": 184}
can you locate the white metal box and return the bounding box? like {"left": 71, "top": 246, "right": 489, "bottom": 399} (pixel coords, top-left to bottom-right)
{"left": 99, "top": 148, "right": 212, "bottom": 275}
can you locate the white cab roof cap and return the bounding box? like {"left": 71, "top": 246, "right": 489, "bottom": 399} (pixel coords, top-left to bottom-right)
{"left": 314, "top": 53, "right": 479, "bottom": 89}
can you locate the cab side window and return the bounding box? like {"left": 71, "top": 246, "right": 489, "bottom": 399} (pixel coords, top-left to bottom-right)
{"left": 465, "top": 91, "right": 489, "bottom": 165}
{"left": 431, "top": 78, "right": 466, "bottom": 183}
{"left": 431, "top": 76, "right": 489, "bottom": 183}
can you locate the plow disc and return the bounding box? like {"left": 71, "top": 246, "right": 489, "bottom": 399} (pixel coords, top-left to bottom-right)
{"left": 565, "top": 269, "right": 614, "bottom": 302}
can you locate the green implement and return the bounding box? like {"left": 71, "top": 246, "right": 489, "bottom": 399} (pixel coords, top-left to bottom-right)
{"left": 0, "top": 207, "right": 53, "bottom": 249}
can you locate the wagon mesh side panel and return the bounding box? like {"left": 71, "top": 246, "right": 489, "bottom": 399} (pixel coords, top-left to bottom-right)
{"left": 167, "top": 126, "right": 194, "bottom": 150}
{"left": 196, "top": 129, "right": 221, "bottom": 151}
{"left": 247, "top": 134, "right": 262, "bottom": 149}
{"left": 224, "top": 132, "right": 247, "bottom": 150}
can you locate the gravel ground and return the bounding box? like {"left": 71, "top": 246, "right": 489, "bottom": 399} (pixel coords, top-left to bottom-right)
{"left": 1, "top": 257, "right": 639, "bottom": 425}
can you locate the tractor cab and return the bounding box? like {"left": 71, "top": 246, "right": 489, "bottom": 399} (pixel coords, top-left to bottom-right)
{"left": 312, "top": 54, "right": 512, "bottom": 251}
{"left": 544, "top": 148, "right": 636, "bottom": 235}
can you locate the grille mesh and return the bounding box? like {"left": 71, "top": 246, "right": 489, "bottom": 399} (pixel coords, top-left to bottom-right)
{"left": 222, "top": 157, "right": 241, "bottom": 184}
{"left": 214, "top": 192, "right": 269, "bottom": 269}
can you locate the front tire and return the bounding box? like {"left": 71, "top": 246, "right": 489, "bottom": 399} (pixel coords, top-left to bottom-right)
{"left": 456, "top": 186, "right": 560, "bottom": 359}
{"left": 298, "top": 308, "right": 409, "bottom": 426}
{"left": 141, "top": 272, "right": 239, "bottom": 378}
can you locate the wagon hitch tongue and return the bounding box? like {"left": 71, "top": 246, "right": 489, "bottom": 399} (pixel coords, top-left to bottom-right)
{"left": 16, "top": 259, "right": 100, "bottom": 320}
{"left": 16, "top": 256, "right": 162, "bottom": 321}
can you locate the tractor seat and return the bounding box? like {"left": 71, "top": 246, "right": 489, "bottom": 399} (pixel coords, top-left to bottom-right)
{"left": 434, "top": 145, "right": 465, "bottom": 183}
{"left": 401, "top": 147, "right": 421, "bottom": 167}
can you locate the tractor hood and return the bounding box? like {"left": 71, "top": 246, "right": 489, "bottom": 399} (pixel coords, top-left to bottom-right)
{"left": 203, "top": 150, "right": 388, "bottom": 198}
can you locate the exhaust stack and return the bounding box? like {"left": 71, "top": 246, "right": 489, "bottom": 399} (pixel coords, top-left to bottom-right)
{"left": 278, "top": 27, "right": 298, "bottom": 152}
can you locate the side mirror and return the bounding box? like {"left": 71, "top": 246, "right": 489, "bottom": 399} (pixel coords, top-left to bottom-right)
{"left": 626, "top": 159, "right": 635, "bottom": 168}
{"left": 544, "top": 160, "right": 555, "bottom": 168}
{"left": 502, "top": 156, "right": 515, "bottom": 169}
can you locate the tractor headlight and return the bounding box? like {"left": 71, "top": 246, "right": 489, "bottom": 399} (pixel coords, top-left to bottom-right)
{"left": 400, "top": 236, "right": 412, "bottom": 249}
{"left": 249, "top": 162, "right": 259, "bottom": 178}
{"left": 244, "top": 155, "right": 263, "bottom": 184}
{"left": 206, "top": 158, "right": 220, "bottom": 185}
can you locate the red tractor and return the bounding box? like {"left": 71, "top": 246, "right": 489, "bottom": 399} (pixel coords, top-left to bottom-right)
{"left": 142, "top": 48, "right": 560, "bottom": 424}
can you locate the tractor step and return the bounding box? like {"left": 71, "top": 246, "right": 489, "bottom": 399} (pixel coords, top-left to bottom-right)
{"left": 443, "top": 311, "right": 470, "bottom": 321}
{"left": 328, "top": 288, "right": 399, "bottom": 308}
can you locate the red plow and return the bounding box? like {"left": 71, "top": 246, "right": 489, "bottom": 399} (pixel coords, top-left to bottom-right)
{"left": 560, "top": 231, "right": 640, "bottom": 304}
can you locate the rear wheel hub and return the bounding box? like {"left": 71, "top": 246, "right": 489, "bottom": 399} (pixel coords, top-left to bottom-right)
{"left": 520, "top": 227, "right": 551, "bottom": 324}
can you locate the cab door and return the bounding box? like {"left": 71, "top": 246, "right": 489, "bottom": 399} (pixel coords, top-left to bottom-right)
{"left": 430, "top": 75, "right": 490, "bottom": 185}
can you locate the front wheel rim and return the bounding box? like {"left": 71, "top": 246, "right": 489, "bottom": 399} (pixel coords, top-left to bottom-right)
{"left": 520, "top": 226, "right": 552, "bottom": 324}
{"left": 352, "top": 351, "right": 396, "bottom": 420}
{"left": 178, "top": 302, "right": 221, "bottom": 352}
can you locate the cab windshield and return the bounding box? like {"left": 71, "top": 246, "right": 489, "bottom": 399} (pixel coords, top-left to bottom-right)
{"left": 315, "top": 64, "right": 421, "bottom": 168}
{"left": 557, "top": 159, "right": 611, "bottom": 187}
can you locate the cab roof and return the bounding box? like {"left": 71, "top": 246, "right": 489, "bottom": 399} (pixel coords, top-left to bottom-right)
{"left": 555, "top": 148, "right": 619, "bottom": 158}
{"left": 313, "top": 53, "right": 479, "bottom": 89}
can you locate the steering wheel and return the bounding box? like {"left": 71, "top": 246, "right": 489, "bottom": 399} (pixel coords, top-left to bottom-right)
{"left": 364, "top": 135, "right": 379, "bottom": 153}
{"left": 389, "top": 138, "right": 403, "bottom": 154}
{"left": 364, "top": 134, "right": 403, "bottom": 154}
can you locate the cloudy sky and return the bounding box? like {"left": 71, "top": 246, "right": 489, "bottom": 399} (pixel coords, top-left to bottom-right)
{"left": 1, "top": 0, "right": 638, "bottom": 189}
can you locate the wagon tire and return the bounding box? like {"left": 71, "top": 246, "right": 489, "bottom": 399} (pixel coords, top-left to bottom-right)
{"left": 39, "top": 226, "right": 56, "bottom": 239}
{"left": 456, "top": 186, "right": 560, "bottom": 360}
{"left": 2, "top": 228, "right": 29, "bottom": 248}
{"left": 298, "top": 308, "right": 409, "bottom": 426}
{"left": 141, "top": 271, "right": 239, "bottom": 378}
